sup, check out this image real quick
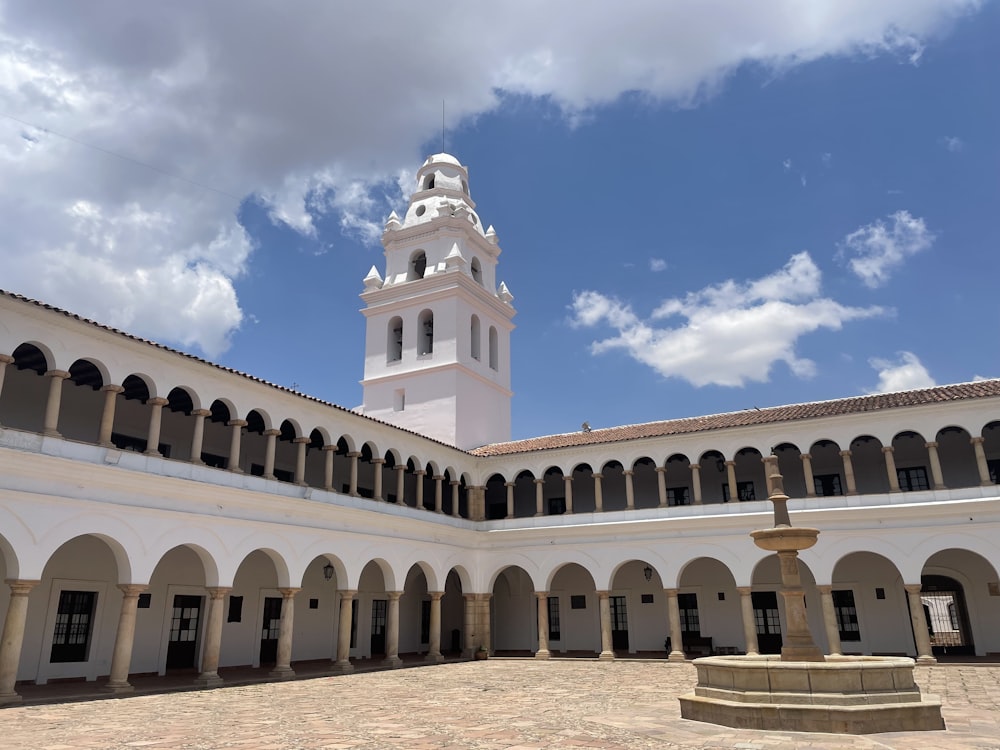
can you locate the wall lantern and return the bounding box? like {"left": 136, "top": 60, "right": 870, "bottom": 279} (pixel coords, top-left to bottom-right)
{"left": 322, "top": 562, "right": 335, "bottom": 582}
{"left": 643, "top": 565, "right": 653, "bottom": 582}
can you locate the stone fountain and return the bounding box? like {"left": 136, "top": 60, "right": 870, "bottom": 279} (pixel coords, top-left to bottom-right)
{"left": 678, "top": 459, "right": 944, "bottom": 734}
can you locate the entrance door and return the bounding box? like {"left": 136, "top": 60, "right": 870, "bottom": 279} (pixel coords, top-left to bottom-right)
{"left": 610, "top": 595, "right": 629, "bottom": 651}
{"left": 752, "top": 591, "right": 782, "bottom": 654}
{"left": 259, "top": 596, "right": 282, "bottom": 666}
{"left": 921, "top": 575, "right": 975, "bottom": 656}
{"left": 166, "top": 594, "right": 202, "bottom": 670}
{"left": 370, "top": 599, "right": 387, "bottom": 656}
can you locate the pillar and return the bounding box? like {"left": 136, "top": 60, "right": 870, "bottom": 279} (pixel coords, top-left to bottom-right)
{"left": 141, "top": 397, "right": 168, "bottom": 456}
{"left": 925, "top": 441, "right": 945, "bottom": 490}
{"left": 0, "top": 579, "right": 39, "bottom": 705}
{"left": 563, "top": 475, "right": 574, "bottom": 513}
{"left": 196, "top": 587, "right": 230, "bottom": 686}
{"left": 450, "top": 480, "right": 460, "bottom": 517}
{"left": 534, "top": 478, "right": 544, "bottom": 516}
{"left": 801, "top": 453, "right": 816, "bottom": 497}
{"left": 817, "top": 585, "right": 842, "bottom": 657}
{"left": 189, "top": 408, "right": 210, "bottom": 464}
{"left": 905, "top": 584, "right": 937, "bottom": 665}
{"left": 690, "top": 463, "right": 703, "bottom": 505}
{"left": 332, "top": 590, "right": 355, "bottom": 673}
{"left": 433, "top": 475, "right": 444, "bottom": 512}
{"left": 0, "top": 355, "right": 12, "bottom": 423}
{"left": 262, "top": 429, "right": 280, "bottom": 479}
{"left": 372, "top": 458, "right": 385, "bottom": 500}
{"left": 413, "top": 470, "right": 425, "bottom": 509}
{"left": 534, "top": 592, "right": 550, "bottom": 659}
{"left": 227, "top": 419, "right": 246, "bottom": 472}
{"left": 426, "top": 592, "right": 444, "bottom": 662}
{"left": 655, "top": 467, "right": 667, "bottom": 507}
{"left": 737, "top": 586, "right": 759, "bottom": 656}
{"left": 597, "top": 590, "right": 614, "bottom": 660}
{"left": 593, "top": 473, "right": 604, "bottom": 512}
{"left": 665, "top": 588, "right": 685, "bottom": 661}
{"left": 725, "top": 461, "right": 738, "bottom": 502}
{"left": 293, "top": 437, "right": 310, "bottom": 485}
{"left": 323, "top": 445, "right": 336, "bottom": 490}
{"left": 43, "top": 369, "right": 70, "bottom": 437}
{"left": 97, "top": 384, "right": 123, "bottom": 446}
{"left": 972, "top": 436, "right": 992, "bottom": 485}
{"left": 383, "top": 592, "right": 402, "bottom": 667}
{"left": 395, "top": 465, "right": 406, "bottom": 505}
{"left": 105, "top": 584, "right": 148, "bottom": 692}
{"left": 883, "top": 446, "right": 901, "bottom": 492}
{"left": 478, "top": 593, "right": 492, "bottom": 655}
{"left": 269, "top": 587, "right": 299, "bottom": 678}
{"left": 840, "top": 450, "right": 858, "bottom": 495}
{"left": 505, "top": 481, "right": 515, "bottom": 518}
{"left": 624, "top": 470, "right": 635, "bottom": 510}
{"left": 462, "top": 594, "right": 476, "bottom": 657}
{"left": 347, "top": 451, "right": 361, "bottom": 496}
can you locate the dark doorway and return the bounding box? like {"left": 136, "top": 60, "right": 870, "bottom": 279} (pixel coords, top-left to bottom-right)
{"left": 166, "top": 594, "right": 202, "bottom": 669}
{"left": 752, "top": 591, "right": 782, "bottom": 654}
{"left": 922, "top": 575, "right": 975, "bottom": 656}
{"left": 259, "top": 596, "right": 282, "bottom": 665}
{"left": 50, "top": 590, "right": 97, "bottom": 664}
{"left": 371, "top": 599, "right": 387, "bottom": 656}
{"left": 610, "top": 595, "right": 629, "bottom": 651}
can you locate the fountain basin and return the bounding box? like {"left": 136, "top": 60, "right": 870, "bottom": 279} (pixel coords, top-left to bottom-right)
{"left": 750, "top": 527, "right": 819, "bottom": 551}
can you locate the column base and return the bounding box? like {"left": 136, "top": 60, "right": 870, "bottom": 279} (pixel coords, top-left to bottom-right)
{"left": 42, "top": 429, "right": 62, "bottom": 438}
{"left": 102, "top": 681, "right": 134, "bottom": 693}
{"left": 0, "top": 691, "right": 22, "bottom": 705}
{"left": 424, "top": 652, "right": 443, "bottom": 663}
{"left": 194, "top": 673, "right": 224, "bottom": 687}
{"left": 534, "top": 650, "right": 551, "bottom": 660}
{"left": 916, "top": 655, "right": 938, "bottom": 666}
{"left": 668, "top": 651, "right": 687, "bottom": 662}
{"left": 268, "top": 665, "right": 296, "bottom": 679}
{"left": 598, "top": 650, "right": 615, "bottom": 661}
{"left": 330, "top": 661, "right": 354, "bottom": 674}
{"left": 381, "top": 656, "right": 402, "bottom": 668}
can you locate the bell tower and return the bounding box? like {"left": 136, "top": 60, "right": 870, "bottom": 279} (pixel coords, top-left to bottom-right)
{"left": 360, "top": 153, "right": 515, "bottom": 449}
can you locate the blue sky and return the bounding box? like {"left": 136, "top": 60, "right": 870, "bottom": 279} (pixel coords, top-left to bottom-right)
{"left": 1, "top": 2, "right": 997, "bottom": 442}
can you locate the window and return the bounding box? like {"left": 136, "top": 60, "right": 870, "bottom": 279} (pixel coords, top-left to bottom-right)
{"left": 425, "top": 175, "right": 435, "bottom": 190}
{"left": 470, "top": 315, "right": 481, "bottom": 360}
{"left": 50, "top": 591, "right": 97, "bottom": 663}
{"left": 349, "top": 598, "right": 358, "bottom": 648}
{"left": 948, "top": 602, "right": 960, "bottom": 631}
{"left": 417, "top": 309, "right": 433, "bottom": 355}
{"left": 409, "top": 251, "right": 427, "bottom": 281}
{"left": 667, "top": 486, "right": 689, "bottom": 506}
{"left": 110, "top": 432, "right": 170, "bottom": 458}
{"left": 547, "top": 496, "right": 566, "bottom": 515}
{"left": 832, "top": 589, "right": 861, "bottom": 641}
{"left": 387, "top": 317, "right": 403, "bottom": 363}
{"left": 470, "top": 257, "right": 483, "bottom": 284}
{"left": 678, "top": 593, "right": 700, "bottom": 635}
{"left": 548, "top": 597, "right": 560, "bottom": 641}
{"left": 813, "top": 473, "right": 843, "bottom": 496}
{"left": 897, "top": 466, "right": 930, "bottom": 492}
{"left": 420, "top": 600, "right": 431, "bottom": 644}
{"left": 488, "top": 326, "right": 498, "bottom": 370}
{"left": 722, "top": 481, "right": 756, "bottom": 502}
{"left": 988, "top": 459, "right": 999, "bottom": 483}
{"left": 393, "top": 389, "right": 405, "bottom": 412}
{"left": 570, "top": 595, "right": 587, "bottom": 610}
{"left": 641, "top": 594, "right": 654, "bottom": 604}
{"left": 137, "top": 593, "right": 151, "bottom": 609}
{"left": 227, "top": 596, "right": 243, "bottom": 623}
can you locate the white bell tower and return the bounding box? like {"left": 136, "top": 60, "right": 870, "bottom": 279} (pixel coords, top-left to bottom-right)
{"left": 360, "top": 153, "right": 515, "bottom": 449}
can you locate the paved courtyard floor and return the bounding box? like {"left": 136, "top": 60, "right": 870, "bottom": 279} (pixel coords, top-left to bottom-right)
{"left": 3, "top": 660, "right": 1000, "bottom": 749}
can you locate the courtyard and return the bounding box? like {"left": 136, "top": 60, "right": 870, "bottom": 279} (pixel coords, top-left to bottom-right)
{"left": 3, "top": 660, "right": 1000, "bottom": 749}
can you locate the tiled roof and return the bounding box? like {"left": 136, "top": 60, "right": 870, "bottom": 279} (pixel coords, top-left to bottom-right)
{"left": 470, "top": 380, "right": 1000, "bottom": 457}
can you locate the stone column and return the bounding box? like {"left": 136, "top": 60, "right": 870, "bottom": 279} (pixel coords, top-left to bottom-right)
{"left": 817, "top": 585, "right": 842, "bottom": 657}
{"left": 426, "top": 592, "right": 444, "bottom": 662}
{"left": 262, "top": 429, "right": 280, "bottom": 479}
{"left": 665, "top": 588, "right": 685, "bottom": 661}
{"left": 800, "top": 453, "right": 816, "bottom": 497}
{"left": 725, "top": 461, "right": 738, "bottom": 502}
{"left": 655, "top": 467, "right": 668, "bottom": 507}
{"left": 840, "top": 450, "right": 858, "bottom": 495}
{"left": 383, "top": 592, "right": 402, "bottom": 667}
{"left": 737, "top": 586, "right": 759, "bottom": 655}
{"left": 462, "top": 594, "right": 476, "bottom": 657}
{"left": 0, "top": 579, "right": 39, "bottom": 705}
{"left": 0, "top": 355, "right": 12, "bottom": 423}
{"left": 293, "top": 437, "right": 310, "bottom": 485}
{"left": 691, "top": 463, "right": 703, "bottom": 505}
{"left": 270, "top": 587, "right": 299, "bottom": 678}
{"left": 597, "top": 591, "right": 614, "bottom": 660}
{"left": 142, "top": 397, "right": 168, "bottom": 456}
{"left": 196, "top": 587, "right": 230, "bottom": 686}
{"left": 761, "top": 456, "right": 776, "bottom": 496}
{"left": 621, "top": 469, "right": 634, "bottom": 510}
{"left": 450, "top": 480, "right": 460, "bottom": 516}
{"left": 469, "top": 485, "right": 486, "bottom": 521}
{"left": 347, "top": 451, "right": 361, "bottom": 496}
{"left": 883, "top": 446, "right": 901, "bottom": 492}
{"left": 563, "top": 475, "right": 574, "bottom": 513}
{"left": 925, "top": 441, "right": 945, "bottom": 490}
{"left": 105, "top": 584, "right": 148, "bottom": 692}
{"left": 323, "top": 445, "right": 336, "bottom": 490}
{"left": 534, "top": 478, "right": 544, "bottom": 516}
{"left": 534, "top": 592, "right": 550, "bottom": 659}
{"left": 433, "top": 475, "right": 444, "bottom": 512}
{"left": 394, "top": 465, "right": 406, "bottom": 505}
{"left": 43, "top": 369, "right": 70, "bottom": 437}
{"left": 971, "top": 436, "right": 992, "bottom": 485}
{"left": 505, "top": 481, "right": 515, "bottom": 518}
{"left": 414, "top": 470, "right": 426, "bottom": 509}
{"left": 593, "top": 473, "right": 604, "bottom": 512}
{"left": 332, "top": 590, "right": 355, "bottom": 673}
{"left": 189, "top": 408, "right": 210, "bottom": 465}
{"left": 905, "top": 584, "right": 937, "bottom": 665}
{"left": 97, "top": 384, "right": 123, "bottom": 446}
{"left": 478, "top": 593, "right": 492, "bottom": 655}
{"left": 372, "top": 458, "right": 385, "bottom": 500}
{"left": 227, "top": 419, "right": 246, "bottom": 473}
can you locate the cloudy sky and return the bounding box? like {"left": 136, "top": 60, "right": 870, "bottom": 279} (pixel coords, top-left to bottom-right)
{"left": 1, "top": 1, "right": 997, "bottom": 441}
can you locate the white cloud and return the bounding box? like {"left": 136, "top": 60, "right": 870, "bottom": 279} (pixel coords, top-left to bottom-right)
{"left": 868, "top": 351, "right": 936, "bottom": 393}
{"left": 649, "top": 258, "right": 668, "bottom": 272}
{"left": 0, "top": 1, "right": 979, "bottom": 355}
{"left": 821, "top": 152, "right": 833, "bottom": 167}
{"left": 570, "top": 252, "right": 884, "bottom": 387}
{"left": 941, "top": 135, "right": 964, "bottom": 152}
{"left": 840, "top": 210, "right": 935, "bottom": 288}
{"left": 782, "top": 158, "right": 793, "bottom": 172}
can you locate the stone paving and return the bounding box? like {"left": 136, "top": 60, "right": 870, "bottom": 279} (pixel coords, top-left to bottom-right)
{"left": 3, "top": 660, "right": 1000, "bottom": 749}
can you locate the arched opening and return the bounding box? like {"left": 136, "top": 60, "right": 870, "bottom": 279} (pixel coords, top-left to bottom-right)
{"left": 491, "top": 566, "right": 535, "bottom": 655}
{"left": 772, "top": 443, "right": 806, "bottom": 498}
{"left": 849, "top": 435, "right": 889, "bottom": 494}
{"left": 201, "top": 400, "right": 234, "bottom": 469}
{"left": 610, "top": 560, "right": 665, "bottom": 655}
{"left": 59, "top": 358, "right": 105, "bottom": 443}
{"left": 808, "top": 439, "right": 844, "bottom": 497}
{"left": 512, "top": 470, "right": 536, "bottom": 518}
{"left": 543, "top": 467, "right": 565, "bottom": 515}
{"left": 678, "top": 557, "right": 741, "bottom": 657}
{"left": 488, "top": 326, "right": 498, "bottom": 371}
{"left": 409, "top": 251, "right": 427, "bottom": 281}
{"left": 730, "top": 447, "right": 765, "bottom": 501}
{"left": 230, "top": 550, "right": 284, "bottom": 668}
{"left": 922, "top": 548, "right": 1000, "bottom": 657}
{"left": 935, "top": 425, "right": 978, "bottom": 489}
{"left": 442, "top": 569, "right": 465, "bottom": 655}
{"left": 149, "top": 545, "right": 210, "bottom": 673}
{"left": 631, "top": 457, "right": 658, "bottom": 509}
{"left": 0, "top": 343, "right": 51, "bottom": 432}
{"left": 600, "top": 460, "right": 626, "bottom": 511}
{"left": 664, "top": 454, "right": 692, "bottom": 506}
{"left": 831, "top": 551, "right": 909, "bottom": 656}
{"left": 892, "top": 430, "right": 932, "bottom": 491}
{"left": 110, "top": 375, "right": 160, "bottom": 455}
{"left": 751, "top": 555, "right": 822, "bottom": 655}
{"left": 470, "top": 315, "right": 481, "bottom": 361}
{"left": 387, "top": 316, "right": 403, "bottom": 363}
{"left": 699, "top": 450, "right": 727, "bottom": 504}
{"left": 165, "top": 387, "right": 197, "bottom": 461}
{"left": 485, "top": 473, "right": 507, "bottom": 519}
{"left": 357, "top": 560, "right": 390, "bottom": 660}
{"left": 470, "top": 257, "right": 483, "bottom": 285}
{"left": 417, "top": 309, "right": 433, "bottom": 356}
{"left": 425, "top": 174, "right": 435, "bottom": 190}
{"left": 548, "top": 563, "right": 600, "bottom": 655}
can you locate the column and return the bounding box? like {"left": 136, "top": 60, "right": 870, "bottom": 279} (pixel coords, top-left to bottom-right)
{"left": 43, "top": 369, "right": 70, "bottom": 437}
{"left": 469, "top": 485, "right": 486, "bottom": 521}
{"left": 737, "top": 586, "right": 759, "bottom": 655}
{"left": 323, "top": 445, "right": 336, "bottom": 490}
{"left": 534, "top": 592, "right": 550, "bottom": 659}
{"left": 624, "top": 470, "right": 635, "bottom": 510}
{"left": 817, "top": 585, "right": 842, "bottom": 657}
{"left": 690, "top": 463, "right": 703, "bottom": 505}
{"left": 597, "top": 591, "right": 614, "bottom": 659}
{"left": 426, "top": 592, "right": 444, "bottom": 662}
{"left": 534, "top": 478, "right": 544, "bottom": 516}
{"left": 383, "top": 592, "right": 402, "bottom": 667}
{"left": 142, "top": 397, "right": 168, "bottom": 456}
{"left": 925, "top": 441, "right": 945, "bottom": 490}
{"left": 269, "top": 587, "right": 299, "bottom": 678}
{"left": 394, "top": 464, "right": 406, "bottom": 505}
{"left": 262, "top": 429, "right": 280, "bottom": 479}
{"left": 227, "top": 419, "right": 246, "bottom": 473}
{"left": 97, "top": 384, "right": 123, "bottom": 446}
{"left": 462, "top": 594, "right": 476, "bottom": 657}
{"left": 450, "top": 480, "right": 460, "bottom": 517}
{"left": 332, "top": 590, "right": 355, "bottom": 673}
{"left": 665, "top": 588, "right": 685, "bottom": 661}
{"left": 971, "top": 436, "right": 992, "bottom": 485}
{"left": 883, "top": 446, "right": 901, "bottom": 492}
{"left": 0, "top": 579, "right": 39, "bottom": 705}
{"left": 348, "top": 451, "right": 361, "bottom": 496}
{"left": 433, "top": 475, "right": 444, "bottom": 512}
{"left": 593, "top": 473, "right": 604, "bottom": 512}
{"left": 0, "top": 355, "right": 13, "bottom": 423}
{"left": 196, "top": 587, "right": 230, "bottom": 686}
{"left": 505, "top": 481, "right": 515, "bottom": 518}
{"left": 840, "top": 450, "right": 858, "bottom": 495}
{"left": 293, "top": 437, "right": 310, "bottom": 485}
{"left": 801, "top": 453, "right": 816, "bottom": 497}
{"left": 725, "top": 461, "right": 738, "bottom": 502}
{"left": 105, "top": 584, "right": 148, "bottom": 692}
{"left": 414, "top": 470, "right": 426, "bottom": 509}
{"left": 563, "top": 475, "right": 574, "bottom": 513}
{"left": 189, "top": 408, "right": 210, "bottom": 465}
{"left": 655, "top": 467, "right": 668, "bottom": 507}
{"left": 478, "top": 593, "right": 492, "bottom": 655}
{"left": 905, "top": 584, "right": 937, "bottom": 665}
{"left": 761, "top": 455, "right": 777, "bottom": 496}
{"left": 372, "top": 458, "right": 385, "bottom": 500}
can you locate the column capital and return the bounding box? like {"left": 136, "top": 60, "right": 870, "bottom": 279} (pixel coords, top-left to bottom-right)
{"left": 372, "top": 457, "right": 386, "bottom": 466}
{"left": 347, "top": 451, "right": 362, "bottom": 458}
{"left": 206, "top": 587, "right": 232, "bottom": 599}
{"left": 904, "top": 583, "right": 923, "bottom": 594}
{"left": 227, "top": 419, "right": 248, "bottom": 428}
{"left": 263, "top": 428, "right": 281, "bottom": 437}
{"left": 45, "top": 369, "right": 70, "bottom": 380}
{"left": 278, "top": 587, "right": 301, "bottom": 598}
{"left": 562, "top": 475, "right": 573, "bottom": 483}
{"left": 800, "top": 453, "right": 813, "bottom": 461}
{"left": 839, "top": 449, "right": 852, "bottom": 457}
{"left": 322, "top": 444, "right": 338, "bottom": 452}
{"left": 292, "top": 436, "right": 311, "bottom": 444}
{"left": 655, "top": 466, "right": 667, "bottom": 474}
{"left": 504, "top": 481, "right": 515, "bottom": 488}
{"left": 0, "top": 354, "right": 13, "bottom": 365}
{"left": 429, "top": 591, "right": 444, "bottom": 601}
{"left": 881, "top": 445, "right": 895, "bottom": 454}
{"left": 386, "top": 591, "right": 402, "bottom": 601}
{"left": 5, "top": 579, "right": 40, "bottom": 596}
{"left": 147, "top": 397, "right": 169, "bottom": 407}
{"left": 663, "top": 587, "right": 679, "bottom": 597}
{"left": 815, "top": 584, "right": 833, "bottom": 595}
{"left": 414, "top": 469, "right": 427, "bottom": 477}
{"left": 534, "top": 591, "right": 548, "bottom": 600}
{"left": 597, "top": 590, "right": 610, "bottom": 600}
{"left": 450, "top": 480, "right": 460, "bottom": 487}
{"left": 338, "top": 589, "right": 358, "bottom": 600}
{"left": 192, "top": 408, "right": 211, "bottom": 417}
{"left": 117, "top": 584, "right": 149, "bottom": 598}
{"left": 592, "top": 473, "right": 604, "bottom": 480}
{"left": 736, "top": 586, "right": 752, "bottom": 595}
{"left": 623, "top": 469, "right": 634, "bottom": 476}
{"left": 924, "top": 441, "right": 938, "bottom": 449}
{"left": 434, "top": 475, "right": 445, "bottom": 482}
{"left": 394, "top": 464, "right": 406, "bottom": 471}
{"left": 532, "top": 478, "right": 544, "bottom": 485}
{"left": 725, "top": 460, "right": 736, "bottom": 468}
{"left": 101, "top": 384, "right": 125, "bottom": 394}
{"left": 971, "top": 435, "right": 985, "bottom": 445}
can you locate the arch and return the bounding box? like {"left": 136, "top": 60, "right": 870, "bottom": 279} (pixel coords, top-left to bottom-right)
{"left": 891, "top": 430, "right": 932, "bottom": 492}
{"left": 484, "top": 473, "right": 507, "bottom": 520}
{"left": 490, "top": 564, "right": 537, "bottom": 654}
{"left": 166, "top": 386, "right": 199, "bottom": 415}
{"left": 470, "top": 314, "right": 481, "bottom": 361}
{"left": 488, "top": 326, "right": 498, "bottom": 370}
{"left": 934, "top": 425, "right": 979, "bottom": 490}
{"left": 298, "top": 552, "right": 349, "bottom": 589}
{"left": 387, "top": 316, "right": 403, "bottom": 362}
{"left": 121, "top": 373, "right": 153, "bottom": 402}
{"left": 145, "top": 535, "right": 223, "bottom": 588}
{"left": 425, "top": 174, "right": 435, "bottom": 190}
{"left": 11, "top": 341, "right": 53, "bottom": 373}
{"left": 68, "top": 358, "right": 107, "bottom": 390}
{"left": 417, "top": 309, "right": 433, "bottom": 355}
{"left": 409, "top": 250, "right": 427, "bottom": 281}
{"left": 848, "top": 434, "right": 889, "bottom": 495}
{"left": 470, "top": 257, "right": 483, "bottom": 284}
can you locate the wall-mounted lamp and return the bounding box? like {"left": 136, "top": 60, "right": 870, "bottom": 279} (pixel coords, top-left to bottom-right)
{"left": 643, "top": 565, "right": 653, "bottom": 582}
{"left": 322, "top": 562, "right": 335, "bottom": 582}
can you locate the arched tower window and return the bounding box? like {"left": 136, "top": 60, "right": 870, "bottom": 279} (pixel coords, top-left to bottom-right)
{"left": 470, "top": 257, "right": 483, "bottom": 285}
{"left": 471, "top": 315, "right": 481, "bottom": 361}
{"left": 418, "top": 309, "right": 434, "bottom": 355}
{"left": 409, "top": 250, "right": 427, "bottom": 281}
{"left": 387, "top": 316, "right": 403, "bottom": 362}
{"left": 425, "top": 174, "right": 435, "bottom": 190}
{"left": 488, "top": 326, "right": 498, "bottom": 371}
